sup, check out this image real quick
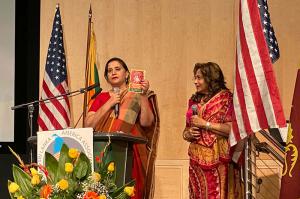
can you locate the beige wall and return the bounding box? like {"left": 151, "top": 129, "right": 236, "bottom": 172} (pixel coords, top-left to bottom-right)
{"left": 40, "top": 0, "right": 300, "bottom": 198}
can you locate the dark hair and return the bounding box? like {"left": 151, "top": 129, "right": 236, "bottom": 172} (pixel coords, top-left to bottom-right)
{"left": 104, "top": 57, "right": 130, "bottom": 83}
{"left": 191, "top": 62, "right": 228, "bottom": 103}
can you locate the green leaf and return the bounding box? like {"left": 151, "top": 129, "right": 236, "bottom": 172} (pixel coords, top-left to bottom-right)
{"left": 45, "top": 152, "right": 58, "bottom": 183}
{"left": 12, "top": 165, "right": 33, "bottom": 196}
{"left": 73, "top": 161, "right": 88, "bottom": 180}
{"left": 66, "top": 177, "right": 77, "bottom": 193}
{"left": 76, "top": 151, "right": 92, "bottom": 180}
{"left": 56, "top": 144, "right": 72, "bottom": 182}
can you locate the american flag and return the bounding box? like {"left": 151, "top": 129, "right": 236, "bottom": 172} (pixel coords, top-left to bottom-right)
{"left": 229, "top": 0, "right": 286, "bottom": 146}
{"left": 258, "top": 0, "right": 280, "bottom": 63}
{"left": 38, "top": 6, "right": 71, "bottom": 131}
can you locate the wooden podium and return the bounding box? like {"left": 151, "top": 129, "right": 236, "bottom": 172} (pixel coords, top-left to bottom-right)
{"left": 27, "top": 132, "right": 147, "bottom": 187}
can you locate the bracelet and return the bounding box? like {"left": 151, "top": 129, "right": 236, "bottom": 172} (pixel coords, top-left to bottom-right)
{"left": 183, "top": 131, "right": 189, "bottom": 140}
{"left": 183, "top": 131, "right": 191, "bottom": 141}
{"left": 205, "top": 121, "right": 211, "bottom": 130}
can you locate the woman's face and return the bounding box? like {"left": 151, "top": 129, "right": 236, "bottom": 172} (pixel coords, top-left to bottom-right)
{"left": 194, "top": 69, "right": 208, "bottom": 94}
{"left": 107, "top": 60, "right": 129, "bottom": 87}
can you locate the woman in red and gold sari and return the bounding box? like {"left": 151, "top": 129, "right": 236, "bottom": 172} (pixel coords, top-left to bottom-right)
{"left": 84, "top": 57, "right": 160, "bottom": 199}
{"left": 183, "top": 62, "right": 243, "bottom": 199}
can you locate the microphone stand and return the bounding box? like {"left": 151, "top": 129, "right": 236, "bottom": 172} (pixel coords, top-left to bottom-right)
{"left": 11, "top": 84, "right": 100, "bottom": 163}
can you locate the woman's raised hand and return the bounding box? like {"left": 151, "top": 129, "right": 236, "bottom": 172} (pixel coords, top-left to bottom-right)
{"left": 190, "top": 115, "right": 206, "bottom": 128}
{"left": 141, "top": 79, "right": 150, "bottom": 95}
{"left": 109, "top": 92, "right": 121, "bottom": 107}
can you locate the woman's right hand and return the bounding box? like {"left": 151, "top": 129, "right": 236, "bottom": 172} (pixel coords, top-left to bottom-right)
{"left": 188, "top": 127, "right": 201, "bottom": 139}
{"left": 184, "top": 127, "right": 201, "bottom": 141}
{"left": 109, "top": 92, "right": 121, "bottom": 107}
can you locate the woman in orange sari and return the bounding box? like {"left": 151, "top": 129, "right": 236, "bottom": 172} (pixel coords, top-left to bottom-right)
{"left": 84, "top": 57, "right": 160, "bottom": 199}
{"left": 183, "top": 62, "right": 243, "bottom": 199}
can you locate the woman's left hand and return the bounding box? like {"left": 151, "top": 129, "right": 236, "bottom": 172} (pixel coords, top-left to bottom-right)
{"left": 190, "top": 115, "right": 206, "bottom": 128}
{"left": 141, "top": 79, "right": 150, "bottom": 95}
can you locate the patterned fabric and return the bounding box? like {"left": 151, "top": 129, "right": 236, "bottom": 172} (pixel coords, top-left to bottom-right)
{"left": 89, "top": 89, "right": 160, "bottom": 199}
{"left": 186, "top": 90, "right": 242, "bottom": 199}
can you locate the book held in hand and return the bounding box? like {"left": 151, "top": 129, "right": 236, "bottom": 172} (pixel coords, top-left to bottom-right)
{"left": 129, "top": 69, "right": 145, "bottom": 93}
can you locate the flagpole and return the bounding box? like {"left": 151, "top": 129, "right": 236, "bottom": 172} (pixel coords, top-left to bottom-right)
{"left": 83, "top": 5, "right": 92, "bottom": 126}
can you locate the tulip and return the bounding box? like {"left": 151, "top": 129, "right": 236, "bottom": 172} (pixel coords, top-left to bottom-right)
{"left": 30, "top": 167, "right": 38, "bottom": 176}
{"left": 107, "top": 162, "right": 115, "bottom": 173}
{"left": 57, "top": 179, "right": 69, "bottom": 190}
{"left": 98, "top": 195, "right": 107, "bottom": 199}
{"left": 8, "top": 182, "right": 19, "bottom": 193}
{"left": 92, "top": 172, "right": 101, "bottom": 182}
{"left": 31, "top": 174, "right": 41, "bottom": 185}
{"left": 68, "top": 148, "right": 79, "bottom": 159}
{"left": 124, "top": 186, "right": 135, "bottom": 197}
{"left": 65, "top": 163, "right": 74, "bottom": 173}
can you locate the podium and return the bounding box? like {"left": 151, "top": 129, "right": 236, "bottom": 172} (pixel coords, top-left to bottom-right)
{"left": 27, "top": 132, "right": 147, "bottom": 187}
{"left": 93, "top": 132, "right": 147, "bottom": 186}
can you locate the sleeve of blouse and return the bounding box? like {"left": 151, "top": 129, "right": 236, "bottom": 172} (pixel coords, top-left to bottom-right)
{"left": 88, "top": 94, "right": 103, "bottom": 112}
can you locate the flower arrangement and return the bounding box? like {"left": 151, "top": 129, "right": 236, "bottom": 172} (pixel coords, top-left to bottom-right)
{"left": 7, "top": 144, "right": 135, "bottom": 199}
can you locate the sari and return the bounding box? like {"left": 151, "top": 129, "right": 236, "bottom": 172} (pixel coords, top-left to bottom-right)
{"left": 89, "top": 89, "right": 160, "bottom": 199}
{"left": 186, "top": 90, "right": 243, "bottom": 199}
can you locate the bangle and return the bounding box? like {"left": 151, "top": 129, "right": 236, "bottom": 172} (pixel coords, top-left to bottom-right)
{"left": 183, "top": 132, "right": 188, "bottom": 140}
{"left": 205, "top": 121, "right": 211, "bottom": 130}
{"left": 183, "top": 131, "right": 191, "bottom": 141}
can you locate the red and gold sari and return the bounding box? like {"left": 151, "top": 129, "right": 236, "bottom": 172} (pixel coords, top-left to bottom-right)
{"left": 89, "top": 89, "right": 160, "bottom": 199}
{"left": 186, "top": 90, "right": 243, "bottom": 199}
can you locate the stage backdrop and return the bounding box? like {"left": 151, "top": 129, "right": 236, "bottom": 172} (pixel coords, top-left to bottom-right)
{"left": 40, "top": 0, "right": 300, "bottom": 198}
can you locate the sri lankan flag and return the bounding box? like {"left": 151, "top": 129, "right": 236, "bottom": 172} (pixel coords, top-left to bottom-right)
{"left": 83, "top": 21, "right": 101, "bottom": 122}
{"left": 86, "top": 26, "right": 100, "bottom": 109}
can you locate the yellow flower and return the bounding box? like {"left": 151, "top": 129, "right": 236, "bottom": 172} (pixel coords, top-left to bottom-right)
{"left": 98, "top": 195, "right": 107, "bottom": 199}
{"left": 8, "top": 182, "right": 19, "bottom": 193}
{"left": 68, "top": 148, "right": 79, "bottom": 159}
{"left": 107, "top": 162, "right": 115, "bottom": 172}
{"left": 31, "top": 174, "right": 41, "bottom": 185}
{"left": 65, "top": 163, "right": 74, "bottom": 173}
{"left": 124, "top": 186, "right": 135, "bottom": 197}
{"left": 57, "top": 179, "right": 69, "bottom": 190}
{"left": 30, "top": 167, "right": 38, "bottom": 176}
{"left": 92, "top": 172, "right": 101, "bottom": 182}
{"left": 17, "top": 196, "right": 25, "bottom": 199}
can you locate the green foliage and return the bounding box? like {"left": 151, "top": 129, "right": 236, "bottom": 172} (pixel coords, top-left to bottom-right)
{"left": 45, "top": 152, "right": 58, "bottom": 183}
{"left": 12, "top": 165, "right": 33, "bottom": 196}
{"left": 8, "top": 143, "right": 135, "bottom": 199}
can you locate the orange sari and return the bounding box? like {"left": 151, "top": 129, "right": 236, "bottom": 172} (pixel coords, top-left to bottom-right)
{"left": 186, "top": 90, "right": 243, "bottom": 199}
{"left": 89, "top": 89, "right": 160, "bottom": 199}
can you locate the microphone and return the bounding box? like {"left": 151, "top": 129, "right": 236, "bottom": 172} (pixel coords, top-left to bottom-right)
{"left": 79, "top": 83, "right": 100, "bottom": 93}
{"left": 113, "top": 87, "right": 120, "bottom": 118}
{"left": 191, "top": 104, "right": 198, "bottom": 116}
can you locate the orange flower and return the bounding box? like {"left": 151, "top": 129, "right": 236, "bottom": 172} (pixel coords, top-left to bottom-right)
{"left": 83, "top": 191, "right": 99, "bottom": 199}
{"left": 40, "top": 184, "right": 52, "bottom": 198}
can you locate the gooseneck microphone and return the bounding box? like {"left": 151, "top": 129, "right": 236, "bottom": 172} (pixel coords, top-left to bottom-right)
{"left": 113, "top": 87, "right": 120, "bottom": 118}
{"left": 79, "top": 83, "right": 100, "bottom": 93}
